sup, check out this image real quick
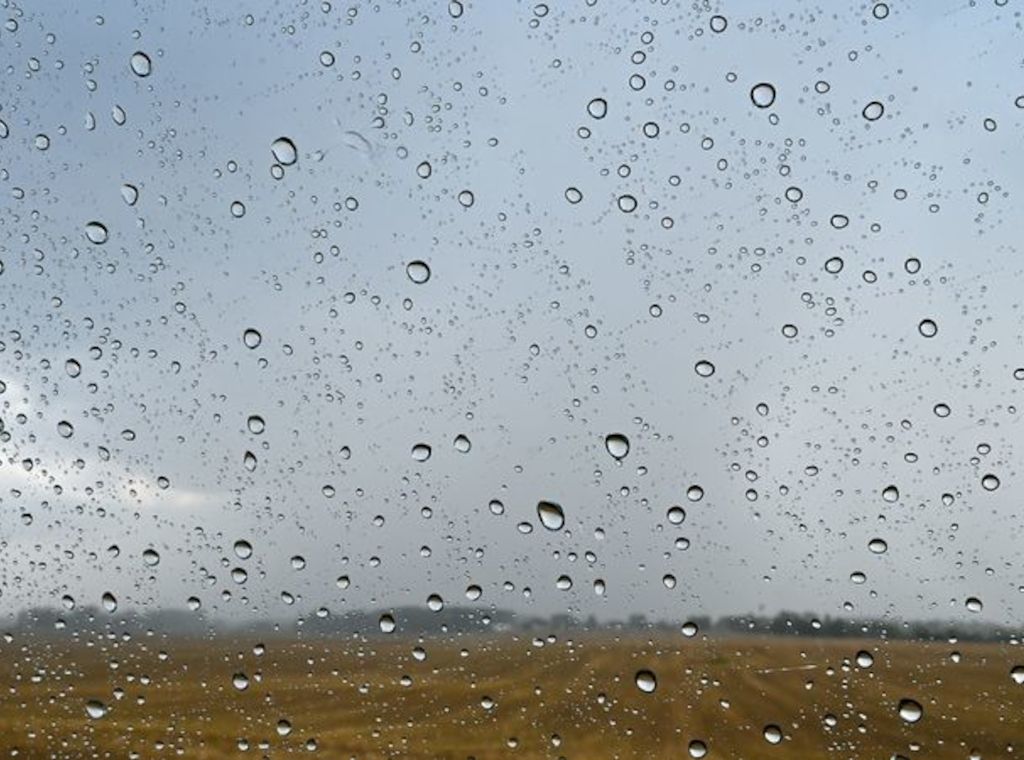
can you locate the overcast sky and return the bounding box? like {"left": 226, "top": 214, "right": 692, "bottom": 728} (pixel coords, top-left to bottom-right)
{"left": 1, "top": 0, "right": 1022, "bottom": 629}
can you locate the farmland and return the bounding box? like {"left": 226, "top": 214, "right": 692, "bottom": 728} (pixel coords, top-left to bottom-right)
{"left": 0, "top": 633, "right": 1021, "bottom": 758}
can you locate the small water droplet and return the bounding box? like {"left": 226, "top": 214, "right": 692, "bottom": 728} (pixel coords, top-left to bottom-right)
{"left": 763, "top": 724, "right": 783, "bottom": 744}
{"left": 379, "top": 613, "right": 396, "bottom": 633}
{"left": 120, "top": 184, "right": 139, "bottom": 206}
{"left": 232, "top": 672, "right": 250, "bottom": 690}
{"left": 667, "top": 506, "right": 686, "bottom": 525}
{"left": 688, "top": 739, "right": 708, "bottom": 758}
{"left": 824, "top": 256, "right": 844, "bottom": 274}
{"left": 918, "top": 319, "right": 938, "bottom": 338}
{"left": 57, "top": 420, "right": 74, "bottom": 438}
{"left": 458, "top": 190, "right": 475, "bottom": 207}
{"left": 981, "top": 473, "right": 1000, "bottom": 491}
{"left": 427, "top": 594, "right": 444, "bottom": 611}
{"left": 453, "top": 434, "right": 471, "bottom": 453}
{"left": 101, "top": 592, "right": 117, "bottom": 613}
{"left": 882, "top": 485, "right": 899, "bottom": 503}
{"left": 965, "top": 596, "right": 983, "bottom": 613}
{"left": 142, "top": 548, "right": 160, "bottom": 567}
{"left": 247, "top": 415, "right": 265, "bottom": 434}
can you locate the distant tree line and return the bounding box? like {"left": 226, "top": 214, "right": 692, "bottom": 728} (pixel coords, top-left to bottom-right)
{"left": 4, "top": 605, "right": 1017, "bottom": 643}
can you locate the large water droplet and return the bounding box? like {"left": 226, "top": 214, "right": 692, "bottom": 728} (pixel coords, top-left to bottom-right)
{"left": 271, "top": 137, "right": 298, "bottom": 166}
{"left": 411, "top": 443, "right": 432, "bottom": 462}
{"left": 142, "top": 548, "right": 160, "bottom": 567}
{"left": 247, "top": 415, "right": 265, "bottom": 434}
{"left": 604, "top": 433, "right": 629, "bottom": 459}
{"left": 379, "top": 613, "right": 396, "bottom": 633}
{"left": 587, "top": 97, "right": 608, "bottom": 119}
{"left": 634, "top": 669, "right": 657, "bottom": 693}
{"left": 981, "top": 473, "right": 1000, "bottom": 491}
{"left": 750, "top": 82, "right": 776, "bottom": 108}
{"left": 130, "top": 51, "right": 152, "bottom": 77}
{"left": 882, "top": 485, "right": 899, "bottom": 503}
{"left": 868, "top": 538, "right": 888, "bottom": 554}
{"left": 856, "top": 650, "right": 874, "bottom": 668}
{"left": 85, "top": 700, "right": 108, "bottom": 719}
{"left": 1011, "top": 665, "right": 1024, "bottom": 685}
{"left": 918, "top": 319, "right": 938, "bottom": 338}
{"left": 667, "top": 506, "right": 686, "bottom": 525}
{"left": 243, "top": 328, "right": 262, "bottom": 349}
{"left": 537, "top": 501, "right": 565, "bottom": 530}
{"left": 898, "top": 698, "right": 923, "bottom": 723}
{"left": 232, "top": 672, "right": 250, "bottom": 690}
{"left": 233, "top": 540, "right": 253, "bottom": 559}
{"left": 763, "top": 724, "right": 783, "bottom": 744}
{"left": 862, "top": 100, "right": 884, "bottom": 121}
{"left": 406, "top": 260, "right": 431, "bottom": 284}
{"left": 101, "top": 592, "right": 117, "bottom": 613}
{"left": 688, "top": 740, "right": 708, "bottom": 758}
{"left": 965, "top": 596, "right": 983, "bottom": 613}
{"left": 85, "top": 221, "right": 108, "bottom": 244}
{"left": 694, "top": 360, "right": 716, "bottom": 378}
{"left": 121, "top": 184, "right": 139, "bottom": 206}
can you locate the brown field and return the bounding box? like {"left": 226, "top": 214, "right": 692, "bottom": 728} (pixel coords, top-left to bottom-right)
{"left": 1, "top": 632, "right": 1021, "bottom": 758}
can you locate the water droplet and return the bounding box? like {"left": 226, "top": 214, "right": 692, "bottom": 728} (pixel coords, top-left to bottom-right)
{"left": 617, "top": 194, "right": 638, "bottom": 213}
{"left": 411, "top": 443, "right": 432, "bottom": 462}
{"left": 709, "top": 15, "right": 727, "bottom": 32}
{"left": 750, "top": 82, "right": 776, "bottom": 108}
{"left": 247, "top": 415, "right": 265, "bottom": 434}
{"left": 142, "top": 548, "right": 160, "bottom": 567}
{"left": 187, "top": 596, "right": 201, "bottom": 611}
{"left": 1010, "top": 665, "right": 1024, "bottom": 685}
{"left": 856, "top": 650, "right": 874, "bottom": 668}
{"left": 686, "top": 485, "right": 705, "bottom": 502}
{"left": 781, "top": 324, "right": 798, "bottom": 338}
{"left": 965, "top": 596, "right": 983, "bottom": 613}
{"left": 233, "top": 540, "right": 253, "bottom": 559}
{"left": 635, "top": 669, "right": 657, "bottom": 693}
{"left": 667, "top": 506, "right": 686, "bottom": 525}
{"left": 681, "top": 621, "right": 699, "bottom": 637}
{"left": 882, "top": 485, "right": 899, "bottom": 503}
{"left": 277, "top": 719, "right": 292, "bottom": 737}
{"left": 555, "top": 574, "right": 573, "bottom": 590}
{"left": 862, "top": 101, "right": 884, "bottom": 121}
{"left": 604, "top": 433, "right": 629, "bottom": 459}
{"left": 933, "top": 403, "right": 950, "bottom": 418}
{"left": 230, "top": 201, "right": 246, "bottom": 218}
{"left": 243, "top": 328, "right": 262, "bottom": 349}
{"left": 453, "top": 434, "right": 472, "bottom": 453}
{"left": 232, "top": 672, "right": 249, "bottom": 690}
{"left": 35, "top": 133, "right": 50, "bottom": 150}
{"left": 416, "top": 160, "right": 432, "bottom": 179}
{"left": 129, "top": 51, "right": 152, "bottom": 77}
{"left": 448, "top": 0, "right": 464, "bottom": 18}
{"left": 662, "top": 574, "right": 677, "bottom": 589}
{"left": 379, "top": 613, "right": 396, "bottom": 633}
{"left": 57, "top": 420, "right": 74, "bottom": 438}
{"left": 101, "top": 592, "right": 117, "bottom": 613}
{"left": 243, "top": 450, "right": 257, "bottom": 472}
{"left": 565, "top": 187, "right": 583, "bottom": 204}
{"left": 336, "top": 575, "right": 350, "bottom": 589}
{"left": 319, "top": 50, "right": 335, "bottom": 67}
{"left": 587, "top": 97, "right": 608, "bottom": 119}
{"left": 694, "top": 360, "right": 716, "bottom": 378}
{"left": 537, "top": 501, "right": 565, "bottom": 531}
{"left": 824, "top": 256, "right": 844, "bottom": 274}
{"left": 65, "top": 358, "right": 82, "bottom": 377}
{"left": 427, "top": 594, "right": 444, "bottom": 611}
{"left": 488, "top": 499, "right": 505, "bottom": 515}
{"left": 120, "top": 184, "right": 139, "bottom": 206}
{"left": 981, "top": 473, "right": 1000, "bottom": 491}
{"left": 406, "top": 260, "right": 431, "bottom": 284}
{"left": 271, "top": 137, "right": 298, "bottom": 166}
{"left": 465, "top": 584, "right": 482, "bottom": 601}
{"left": 291, "top": 555, "right": 306, "bottom": 570}
{"left": 85, "top": 222, "right": 108, "bottom": 244}
{"left": 457, "top": 190, "right": 475, "bottom": 207}
{"left": 868, "top": 538, "right": 888, "bottom": 554}
{"left": 898, "top": 698, "right": 923, "bottom": 723}
{"left": 763, "top": 724, "right": 783, "bottom": 744}
{"left": 688, "top": 739, "right": 708, "bottom": 758}
{"left": 830, "top": 214, "right": 849, "bottom": 229}
{"left": 85, "top": 700, "right": 108, "bottom": 719}
{"left": 918, "top": 319, "right": 938, "bottom": 338}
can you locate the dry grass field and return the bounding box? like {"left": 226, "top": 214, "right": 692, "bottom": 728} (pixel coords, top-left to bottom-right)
{"left": 1, "top": 632, "right": 1021, "bottom": 758}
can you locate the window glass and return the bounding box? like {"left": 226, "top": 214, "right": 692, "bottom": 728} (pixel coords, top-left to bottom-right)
{"left": 2, "top": 1, "right": 1022, "bottom": 757}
